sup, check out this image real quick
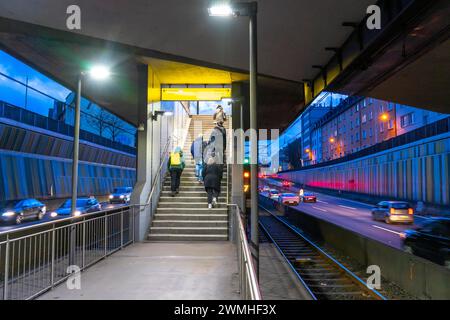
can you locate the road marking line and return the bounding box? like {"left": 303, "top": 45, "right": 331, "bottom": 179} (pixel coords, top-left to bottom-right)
{"left": 372, "top": 225, "right": 403, "bottom": 236}
{"left": 312, "top": 206, "right": 328, "bottom": 212}
{"left": 338, "top": 205, "right": 356, "bottom": 210}
{"left": 317, "top": 200, "right": 329, "bottom": 204}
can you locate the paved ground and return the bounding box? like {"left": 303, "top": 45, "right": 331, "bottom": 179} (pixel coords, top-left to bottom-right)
{"left": 39, "top": 241, "right": 240, "bottom": 300}
{"left": 262, "top": 178, "right": 430, "bottom": 249}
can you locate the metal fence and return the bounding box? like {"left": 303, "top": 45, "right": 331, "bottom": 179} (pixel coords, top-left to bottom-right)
{"left": 0, "top": 101, "right": 136, "bottom": 155}
{"left": 0, "top": 206, "right": 136, "bottom": 300}
{"left": 229, "top": 204, "right": 262, "bottom": 300}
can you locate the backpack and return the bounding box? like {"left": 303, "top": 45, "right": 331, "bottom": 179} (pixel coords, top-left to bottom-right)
{"left": 170, "top": 152, "right": 182, "bottom": 167}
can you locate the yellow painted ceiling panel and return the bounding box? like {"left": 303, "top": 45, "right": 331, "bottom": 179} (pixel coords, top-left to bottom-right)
{"left": 143, "top": 57, "right": 248, "bottom": 85}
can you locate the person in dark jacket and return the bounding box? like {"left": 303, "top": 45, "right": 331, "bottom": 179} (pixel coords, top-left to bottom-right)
{"left": 202, "top": 156, "right": 223, "bottom": 209}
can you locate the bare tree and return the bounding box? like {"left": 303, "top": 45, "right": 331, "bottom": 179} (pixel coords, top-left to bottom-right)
{"left": 105, "top": 114, "right": 127, "bottom": 143}
{"left": 86, "top": 107, "right": 111, "bottom": 138}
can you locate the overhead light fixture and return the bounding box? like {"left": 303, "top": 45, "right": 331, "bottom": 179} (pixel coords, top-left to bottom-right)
{"left": 208, "top": 3, "right": 234, "bottom": 17}
{"left": 87, "top": 65, "right": 111, "bottom": 80}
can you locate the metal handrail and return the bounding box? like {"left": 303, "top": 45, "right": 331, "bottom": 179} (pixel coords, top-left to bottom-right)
{"left": 0, "top": 206, "right": 135, "bottom": 300}
{"left": 229, "top": 204, "right": 262, "bottom": 300}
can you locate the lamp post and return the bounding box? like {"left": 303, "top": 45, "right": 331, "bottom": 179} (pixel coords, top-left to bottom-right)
{"left": 208, "top": 1, "right": 259, "bottom": 276}
{"left": 71, "top": 66, "right": 111, "bottom": 216}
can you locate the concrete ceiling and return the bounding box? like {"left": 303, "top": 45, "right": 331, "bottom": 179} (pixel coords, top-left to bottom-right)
{"left": 0, "top": 0, "right": 447, "bottom": 128}
{"left": 368, "top": 38, "right": 450, "bottom": 113}
{"left": 0, "top": 0, "right": 376, "bottom": 82}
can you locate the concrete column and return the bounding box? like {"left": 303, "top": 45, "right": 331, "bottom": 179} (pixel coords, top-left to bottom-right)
{"left": 131, "top": 64, "right": 153, "bottom": 241}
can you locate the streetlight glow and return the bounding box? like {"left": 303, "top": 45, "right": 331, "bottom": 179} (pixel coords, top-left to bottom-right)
{"left": 208, "top": 4, "right": 234, "bottom": 16}
{"left": 329, "top": 137, "right": 336, "bottom": 143}
{"left": 380, "top": 113, "right": 389, "bottom": 121}
{"left": 88, "top": 65, "right": 111, "bottom": 80}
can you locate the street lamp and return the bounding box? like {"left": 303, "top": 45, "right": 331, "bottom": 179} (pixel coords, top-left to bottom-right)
{"left": 208, "top": 0, "right": 260, "bottom": 276}
{"left": 71, "top": 65, "right": 111, "bottom": 216}
{"left": 329, "top": 137, "right": 336, "bottom": 143}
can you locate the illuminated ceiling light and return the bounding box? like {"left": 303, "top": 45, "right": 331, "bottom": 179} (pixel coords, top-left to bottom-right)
{"left": 88, "top": 65, "right": 111, "bottom": 80}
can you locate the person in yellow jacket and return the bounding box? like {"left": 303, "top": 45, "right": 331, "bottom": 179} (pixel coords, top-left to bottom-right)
{"left": 168, "top": 146, "right": 185, "bottom": 196}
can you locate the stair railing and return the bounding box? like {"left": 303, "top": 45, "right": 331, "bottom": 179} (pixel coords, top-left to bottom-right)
{"left": 229, "top": 204, "right": 262, "bottom": 300}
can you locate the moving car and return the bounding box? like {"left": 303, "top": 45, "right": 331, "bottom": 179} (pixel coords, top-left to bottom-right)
{"left": 282, "top": 180, "right": 292, "bottom": 188}
{"left": 371, "top": 201, "right": 414, "bottom": 224}
{"left": 50, "top": 197, "right": 102, "bottom": 218}
{"left": 0, "top": 199, "right": 46, "bottom": 225}
{"left": 302, "top": 193, "right": 317, "bottom": 203}
{"left": 278, "top": 193, "right": 300, "bottom": 206}
{"left": 268, "top": 189, "right": 280, "bottom": 200}
{"left": 401, "top": 218, "right": 450, "bottom": 268}
{"left": 109, "top": 187, "right": 133, "bottom": 204}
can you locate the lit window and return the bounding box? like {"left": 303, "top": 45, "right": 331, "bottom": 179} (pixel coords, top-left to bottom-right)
{"left": 362, "top": 114, "right": 367, "bottom": 123}
{"left": 400, "top": 113, "right": 415, "bottom": 128}
{"left": 388, "top": 119, "right": 394, "bottom": 129}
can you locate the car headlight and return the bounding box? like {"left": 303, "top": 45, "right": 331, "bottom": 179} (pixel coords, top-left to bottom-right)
{"left": 73, "top": 210, "right": 82, "bottom": 217}
{"left": 2, "top": 211, "right": 15, "bottom": 217}
{"left": 50, "top": 212, "right": 58, "bottom": 218}
{"left": 120, "top": 195, "right": 125, "bottom": 199}
{"left": 109, "top": 195, "right": 114, "bottom": 199}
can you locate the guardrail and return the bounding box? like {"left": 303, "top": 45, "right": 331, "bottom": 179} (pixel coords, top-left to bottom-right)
{"left": 0, "top": 101, "right": 136, "bottom": 155}
{"left": 0, "top": 206, "right": 136, "bottom": 300}
{"left": 229, "top": 204, "right": 262, "bottom": 300}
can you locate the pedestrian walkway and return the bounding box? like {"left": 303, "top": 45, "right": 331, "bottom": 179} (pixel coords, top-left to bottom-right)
{"left": 39, "top": 241, "right": 240, "bottom": 300}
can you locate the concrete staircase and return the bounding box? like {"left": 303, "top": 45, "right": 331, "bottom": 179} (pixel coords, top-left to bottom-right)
{"left": 148, "top": 115, "right": 229, "bottom": 241}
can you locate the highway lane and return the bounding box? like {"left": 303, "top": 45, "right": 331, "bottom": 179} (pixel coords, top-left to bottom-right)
{"left": 261, "top": 178, "right": 429, "bottom": 249}
{"left": 0, "top": 201, "right": 126, "bottom": 233}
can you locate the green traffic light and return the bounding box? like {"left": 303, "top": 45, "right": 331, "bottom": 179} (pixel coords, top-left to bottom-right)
{"left": 244, "top": 158, "right": 250, "bottom": 164}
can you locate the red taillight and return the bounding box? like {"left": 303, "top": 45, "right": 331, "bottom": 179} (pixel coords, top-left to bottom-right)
{"left": 408, "top": 208, "right": 413, "bottom": 215}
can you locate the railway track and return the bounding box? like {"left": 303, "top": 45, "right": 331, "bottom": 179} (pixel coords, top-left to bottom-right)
{"left": 259, "top": 208, "right": 387, "bottom": 300}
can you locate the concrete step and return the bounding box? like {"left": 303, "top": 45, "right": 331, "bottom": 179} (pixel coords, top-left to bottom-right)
{"left": 154, "top": 213, "right": 228, "bottom": 221}
{"left": 160, "top": 191, "right": 227, "bottom": 197}
{"left": 152, "top": 220, "right": 228, "bottom": 228}
{"left": 162, "top": 186, "right": 208, "bottom": 192}
{"left": 163, "top": 181, "right": 227, "bottom": 187}
{"left": 149, "top": 226, "right": 228, "bottom": 235}
{"left": 159, "top": 196, "right": 226, "bottom": 202}
{"left": 156, "top": 207, "right": 227, "bottom": 214}
{"left": 148, "top": 234, "right": 228, "bottom": 241}
{"left": 158, "top": 202, "right": 227, "bottom": 208}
